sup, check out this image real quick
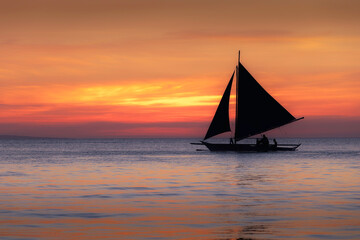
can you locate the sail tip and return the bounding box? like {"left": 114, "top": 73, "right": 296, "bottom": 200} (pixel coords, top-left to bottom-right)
{"left": 296, "top": 117, "right": 304, "bottom": 121}
{"left": 238, "top": 50, "right": 240, "bottom": 62}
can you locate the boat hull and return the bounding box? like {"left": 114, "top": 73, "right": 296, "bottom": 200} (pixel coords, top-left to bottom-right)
{"left": 202, "top": 142, "right": 300, "bottom": 152}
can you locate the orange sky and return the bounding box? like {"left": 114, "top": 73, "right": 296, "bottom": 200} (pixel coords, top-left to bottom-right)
{"left": 1, "top": 0, "right": 359, "bottom": 137}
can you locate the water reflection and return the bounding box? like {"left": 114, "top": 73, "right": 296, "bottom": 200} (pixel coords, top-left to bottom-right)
{"left": 0, "top": 138, "right": 359, "bottom": 239}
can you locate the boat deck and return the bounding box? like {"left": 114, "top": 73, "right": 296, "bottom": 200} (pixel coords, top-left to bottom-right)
{"left": 193, "top": 142, "right": 300, "bottom": 152}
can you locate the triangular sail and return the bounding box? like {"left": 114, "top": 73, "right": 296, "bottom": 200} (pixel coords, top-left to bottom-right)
{"left": 204, "top": 72, "right": 234, "bottom": 140}
{"left": 235, "top": 62, "right": 296, "bottom": 140}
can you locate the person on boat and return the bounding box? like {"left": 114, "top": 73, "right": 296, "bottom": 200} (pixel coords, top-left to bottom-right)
{"left": 273, "top": 138, "right": 277, "bottom": 147}
{"left": 261, "top": 134, "right": 269, "bottom": 149}
{"left": 230, "top": 138, "right": 234, "bottom": 144}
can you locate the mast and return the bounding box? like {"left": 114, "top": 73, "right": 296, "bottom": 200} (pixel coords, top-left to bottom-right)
{"left": 235, "top": 51, "right": 240, "bottom": 142}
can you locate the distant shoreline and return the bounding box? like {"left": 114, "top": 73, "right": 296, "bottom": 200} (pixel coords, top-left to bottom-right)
{"left": 0, "top": 135, "right": 359, "bottom": 140}
{"left": 0, "top": 135, "right": 61, "bottom": 140}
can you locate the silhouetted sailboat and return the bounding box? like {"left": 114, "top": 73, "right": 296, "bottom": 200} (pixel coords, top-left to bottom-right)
{"left": 193, "top": 51, "right": 303, "bottom": 152}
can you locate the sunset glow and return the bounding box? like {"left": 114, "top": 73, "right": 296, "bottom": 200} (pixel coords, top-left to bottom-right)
{"left": 1, "top": 0, "right": 359, "bottom": 137}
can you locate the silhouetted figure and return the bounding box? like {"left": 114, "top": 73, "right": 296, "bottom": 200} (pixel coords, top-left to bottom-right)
{"left": 262, "top": 134, "right": 269, "bottom": 147}
{"left": 230, "top": 138, "right": 234, "bottom": 144}
{"left": 273, "top": 138, "right": 277, "bottom": 147}
{"left": 256, "top": 134, "right": 269, "bottom": 151}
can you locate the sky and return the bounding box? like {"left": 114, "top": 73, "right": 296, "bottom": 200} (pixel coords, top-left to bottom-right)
{"left": 0, "top": 0, "right": 359, "bottom": 138}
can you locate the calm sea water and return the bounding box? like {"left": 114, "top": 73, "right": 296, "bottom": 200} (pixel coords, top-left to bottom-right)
{"left": 0, "top": 138, "right": 359, "bottom": 240}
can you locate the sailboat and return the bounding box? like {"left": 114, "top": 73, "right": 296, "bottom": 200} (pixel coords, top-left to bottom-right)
{"left": 193, "top": 51, "right": 303, "bottom": 152}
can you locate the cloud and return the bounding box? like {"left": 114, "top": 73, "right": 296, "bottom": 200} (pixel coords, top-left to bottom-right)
{"left": 1, "top": 0, "right": 359, "bottom": 139}
{"left": 0, "top": 116, "right": 359, "bottom": 138}
{"left": 0, "top": 121, "right": 207, "bottom": 138}
{"left": 166, "top": 30, "right": 294, "bottom": 41}
{"left": 270, "top": 116, "right": 360, "bottom": 138}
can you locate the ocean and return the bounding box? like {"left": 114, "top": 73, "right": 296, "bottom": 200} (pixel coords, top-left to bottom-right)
{"left": 0, "top": 138, "right": 359, "bottom": 240}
